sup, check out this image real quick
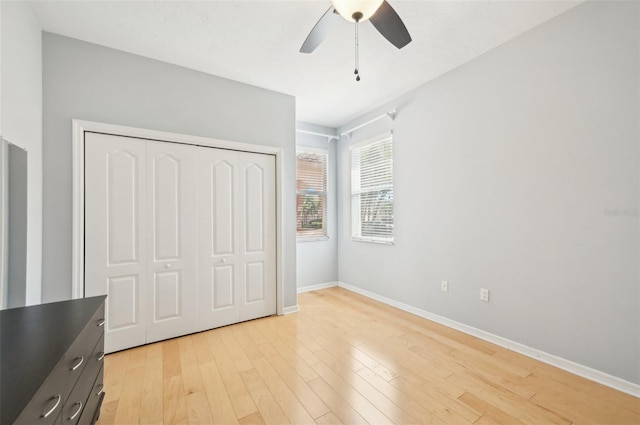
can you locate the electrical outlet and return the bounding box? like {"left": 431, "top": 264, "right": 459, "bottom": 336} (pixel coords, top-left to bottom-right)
{"left": 480, "top": 288, "right": 489, "bottom": 302}
{"left": 441, "top": 281, "right": 448, "bottom": 292}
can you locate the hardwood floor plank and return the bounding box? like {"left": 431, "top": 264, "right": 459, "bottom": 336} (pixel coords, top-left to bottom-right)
{"left": 311, "top": 361, "right": 394, "bottom": 425}
{"left": 356, "top": 367, "right": 444, "bottom": 424}
{"left": 219, "top": 326, "right": 254, "bottom": 373}
{"left": 251, "top": 357, "right": 316, "bottom": 424}
{"left": 240, "top": 368, "right": 292, "bottom": 425}
{"left": 447, "top": 370, "right": 572, "bottom": 425}
{"left": 314, "top": 348, "right": 365, "bottom": 374}
{"left": 178, "top": 336, "right": 206, "bottom": 394}
{"left": 358, "top": 337, "right": 465, "bottom": 399}
{"left": 256, "top": 342, "right": 330, "bottom": 419}
{"left": 474, "top": 415, "right": 508, "bottom": 425}
{"left": 163, "top": 339, "right": 182, "bottom": 379}
{"left": 528, "top": 366, "right": 640, "bottom": 415}
{"left": 319, "top": 361, "right": 420, "bottom": 425}
{"left": 458, "top": 392, "right": 525, "bottom": 425}
{"left": 206, "top": 330, "right": 258, "bottom": 419}
{"left": 307, "top": 377, "right": 368, "bottom": 425}
{"left": 163, "top": 375, "right": 188, "bottom": 424}
{"left": 232, "top": 324, "right": 265, "bottom": 362}
{"left": 256, "top": 318, "right": 321, "bottom": 382}
{"left": 139, "top": 343, "right": 164, "bottom": 424}
{"left": 192, "top": 332, "right": 215, "bottom": 364}
{"left": 126, "top": 345, "right": 148, "bottom": 371}
{"left": 238, "top": 411, "right": 267, "bottom": 425}
{"left": 314, "top": 411, "right": 344, "bottom": 425}
{"left": 185, "top": 390, "right": 213, "bottom": 424}
{"left": 390, "top": 376, "right": 476, "bottom": 425}
{"left": 112, "top": 365, "right": 145, "bottom": 425}
{"left": 199, "top": 360, "right": 240, "bottom": 425}
{"left": 527, "top": 373, "right": 640, "bottom": 425}
{"left": 271, "top": 327, "right": 323, "bottom": 368}
{"left": 294, "top": 317, "right": 398, "bottom": 383}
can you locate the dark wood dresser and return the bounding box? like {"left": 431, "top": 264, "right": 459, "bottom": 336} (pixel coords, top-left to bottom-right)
{"left": 1, "top": 296, "right": 107, "bottom": 425}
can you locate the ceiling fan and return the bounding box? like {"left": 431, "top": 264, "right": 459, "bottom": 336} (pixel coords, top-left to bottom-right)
{"left": 300, "top": 0, "right": 412, "bottom": 81}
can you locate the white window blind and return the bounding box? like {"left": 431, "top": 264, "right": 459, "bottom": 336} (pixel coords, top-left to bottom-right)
{"left": 351, "top": 134, "right": 393, "bottom": 243}
{"left": 296, "top": 149, "right": 328, "bottom": 239}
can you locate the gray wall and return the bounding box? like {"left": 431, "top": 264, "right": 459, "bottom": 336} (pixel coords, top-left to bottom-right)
{"left": 42, "top": 33, "right": 297, "bottom": 309}
{"left": 1, "top": 1, "right": 43, "bottom": 306}
{"left": 296, "top": 122, "right": 338, "bottom": 289}
{"left": 336, "top": 1, "right": 639, "bottom": 384}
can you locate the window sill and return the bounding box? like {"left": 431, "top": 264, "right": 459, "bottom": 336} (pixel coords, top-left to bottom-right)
{"left": 351, "top": 237, "right": 394, "bottom": 245}
{"left": 297, "top": 236, "right": 330, "bottom": 243}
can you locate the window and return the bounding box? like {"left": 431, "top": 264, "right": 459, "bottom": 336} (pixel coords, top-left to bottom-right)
{"left": 351, "top": 133, "right": 393, "bottom": 243}
{"left": 296, "top": 149, "right": 328, "bottom": 239}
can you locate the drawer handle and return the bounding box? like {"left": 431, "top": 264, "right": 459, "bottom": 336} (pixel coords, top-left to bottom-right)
{"left": 97, "top": 351, "right": 105, "bottom": 361}
{"left": 42, "top": 394, "right": 61, "bottom": 418}
{"left": 71, "top": 356, "right": 84, "bottom": 371}
{"left": 68, "top": 401, "right": 83, "bottom": 421}
{"left": 97, "top": 318, "right": 106, "bottom": 327}
{"left": 96, "top": 384, "right": 104, "bottom": 396}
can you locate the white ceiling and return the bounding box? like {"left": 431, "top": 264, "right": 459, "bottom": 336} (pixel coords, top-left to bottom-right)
{"left": 29, "top": 0, "right": 581, "bottom": 128}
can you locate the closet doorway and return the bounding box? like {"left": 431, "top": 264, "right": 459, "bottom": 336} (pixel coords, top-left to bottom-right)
{"left": 73, "top": 121, "right": 280, "bottom": 353}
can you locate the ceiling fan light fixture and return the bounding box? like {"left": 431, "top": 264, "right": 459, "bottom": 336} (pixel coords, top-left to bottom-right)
{"left": 331, "top": 0, "right": 383, "bottom": 22}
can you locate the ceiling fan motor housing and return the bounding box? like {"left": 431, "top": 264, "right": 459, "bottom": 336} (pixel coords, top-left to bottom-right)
{"left": 331, "top": 0, "right": 384, "bottom": 22}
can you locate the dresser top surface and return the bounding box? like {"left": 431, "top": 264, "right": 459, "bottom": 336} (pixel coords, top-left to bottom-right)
{"left": 0, "top": 296, "right": 106, "bottom": 425}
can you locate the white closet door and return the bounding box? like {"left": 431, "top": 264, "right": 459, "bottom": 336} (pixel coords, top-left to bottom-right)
{"left": 85, "top": 133, "right": 147, "bottom": 353}
{"left": 145, "top": 141, "right": 199, "bottom": 344}
{"left": 198, "top": 150, "right": 276, "bottom": 330}
{"left": 85, "top": 132, "right": 277, "bottom": 352}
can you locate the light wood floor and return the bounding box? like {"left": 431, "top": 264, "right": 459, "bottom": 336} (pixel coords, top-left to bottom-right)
{"left": 97, "top": 287, "right": 640, "bottom": 425}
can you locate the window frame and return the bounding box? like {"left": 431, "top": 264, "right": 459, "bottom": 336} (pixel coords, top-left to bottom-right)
{"left": 295, "top": 146, "right": 329, "bottom": 242}
{"left": 350, "top": 132, "right": 394, "bottom": 245}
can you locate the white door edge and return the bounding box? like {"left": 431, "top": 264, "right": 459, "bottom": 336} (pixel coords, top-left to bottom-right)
{"left": 71, "top": 119, "right": 285, "bottom": 316}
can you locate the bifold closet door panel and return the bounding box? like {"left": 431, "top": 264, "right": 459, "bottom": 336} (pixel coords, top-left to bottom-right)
{"left": 85, "top": 133, "right": 148, "bottom": 353}
{"left": 197, "top": 149, "right": 241, "bottom": 330}
{"left": 238, "top": 152, "right": 277, "bottom": 322}
{"left": 197, "top": 150, "right": 277, "bottom": 330}
{"left": 144, "top": 141, "right": 199, "bottom": 344}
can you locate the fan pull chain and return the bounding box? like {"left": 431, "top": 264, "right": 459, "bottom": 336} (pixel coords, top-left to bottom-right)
{"left": 354, "top": 20, "right": 360, "bottom": 81}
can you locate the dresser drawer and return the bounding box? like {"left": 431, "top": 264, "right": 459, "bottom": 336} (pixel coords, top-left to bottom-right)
{"left": 81, "top": 334, "right": 105, "bottom": 390}
{"left": 63, "top": 362, "right": 100, "bottom": 425}
{"left": 13, "top": 360, "right": 66, "bottom": 425}
{"left": 63, "top": 304, "right": 105, "bottom": 397}
{"left": 77, "top": 367, "right": 104, "bottom": 425}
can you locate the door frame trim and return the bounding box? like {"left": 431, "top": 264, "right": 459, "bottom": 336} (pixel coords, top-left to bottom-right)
{"left": 72, "top": 119, "right": 285, "bottom": 316}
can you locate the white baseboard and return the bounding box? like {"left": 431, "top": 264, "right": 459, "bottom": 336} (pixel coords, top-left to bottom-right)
{"left": 297, "top": 281, "right": 339, "bottom": 294}
{"left": 282, "top": 305, "right": 299, "bottom": 315}
{"left": 336, "top": 281, "right": 640, "bottom": 398}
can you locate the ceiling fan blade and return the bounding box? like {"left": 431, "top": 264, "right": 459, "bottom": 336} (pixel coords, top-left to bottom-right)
{"left": 300, "top": 6, "right": 341, "bottom": 54}
{"left": 369, "top": 0, "right": 412, "bottom": 49}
